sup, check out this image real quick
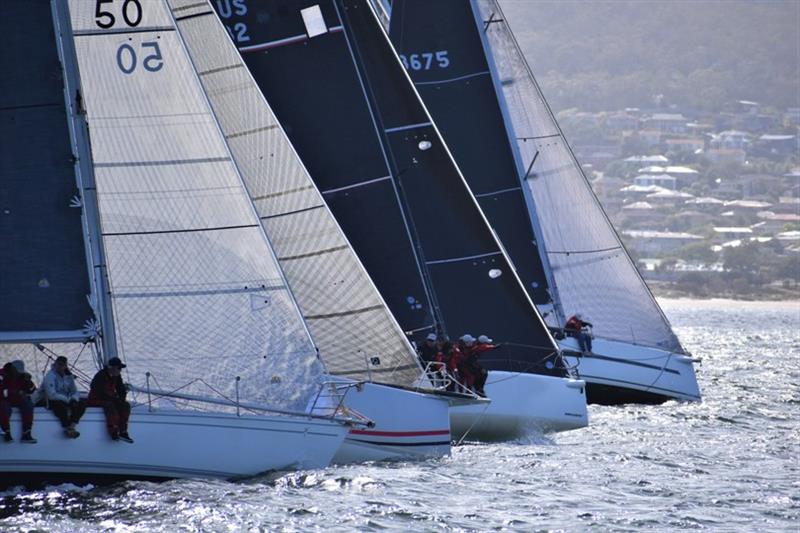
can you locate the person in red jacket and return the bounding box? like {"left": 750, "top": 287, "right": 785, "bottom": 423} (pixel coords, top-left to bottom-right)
{"left": 565, "top": 313, "right": 594, "bottom": 353}
{"left": 88, "top": 357, "right": 133, "bottom": 443}
{"left": 0, "top": 361, "right": 38, "bottom": 443}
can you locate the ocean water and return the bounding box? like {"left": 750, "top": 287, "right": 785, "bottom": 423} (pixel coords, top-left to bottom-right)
{"left": 1, "top": 299, "right": 798, "bottom": 532}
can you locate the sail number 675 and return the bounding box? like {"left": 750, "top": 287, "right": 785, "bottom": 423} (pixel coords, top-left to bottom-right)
{"left": 399, "top": 51, "right": 450, "bottom": 71}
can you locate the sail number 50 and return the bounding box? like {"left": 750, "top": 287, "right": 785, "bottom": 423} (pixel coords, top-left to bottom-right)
{"left": 116, "top": 41, "right": 163, "bottom": 74}
{"left": 399, "top": 51, "right": 450, "bottom": 71}
{"left": 95, "top": 0, "right": 143, "bottom": 29}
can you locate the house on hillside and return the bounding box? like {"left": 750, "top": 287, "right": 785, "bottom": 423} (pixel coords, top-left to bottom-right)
{"left": 622, "top": 230, "right": 704, "bottom": 255}
{"left": 644, "top": 113, "right": 689, "bottom": 134}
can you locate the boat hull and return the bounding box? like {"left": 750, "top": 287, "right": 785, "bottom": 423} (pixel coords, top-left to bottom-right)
{"left": 560, "top": 337, "right": 702, "bottom": 405}
{"left": 450, "top": 371, "right": 588, "bottom": 441}
{"left": 0, "top": 406, "right": 347, "bottom": 485}
{"left": 326, "top": 379, "right": 452, "bottom": 464}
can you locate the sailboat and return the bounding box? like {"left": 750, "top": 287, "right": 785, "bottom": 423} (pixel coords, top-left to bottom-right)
{"left": 212, "top": 0, "right": 588, "bottom": 440}
{"left": 0, "top": 0, "right": 356, "bottom": 484}
{"left": 380, "top": 0, "right": 701, "bottom": 405}
{"left": 174, "top": 0, "right": 482, "bottom": 463}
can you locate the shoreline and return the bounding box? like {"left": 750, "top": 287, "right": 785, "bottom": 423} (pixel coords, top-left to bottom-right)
{"left": 647, "top": 280, "right": 800, "bottom": 303}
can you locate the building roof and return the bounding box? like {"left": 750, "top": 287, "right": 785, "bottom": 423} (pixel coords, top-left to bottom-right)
{"left": 620, "top": 184, "right": 670, "bottom": 194}
{"left": 623, "top": 230, "right": 703, "bottom": 240}
{"left": 685, "top": 197, "right": 725, "bottom": 205}
{"left": 646, "top": 190, "right": 695, "bottom": 199}
{"left": 622, "top": 201, "right": 655, "bottom": 210}
{"left": 638, "top": 165, "right": 699, "bottom": 175}
{"left": 623, "top": 155, "right": 669, "bottom": 163}
{"left": 713, "top": 227, "right": 753, "bottom": 234}
{"left": 723, "top": 200, "right": 773, "bottom": 209}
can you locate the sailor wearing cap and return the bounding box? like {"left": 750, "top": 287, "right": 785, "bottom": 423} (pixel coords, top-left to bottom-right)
{"left": 88, "top": 357, "right": 134, "bottom": 443}
{"left": 418, "top": 332, "right": 439, "bottom": 365}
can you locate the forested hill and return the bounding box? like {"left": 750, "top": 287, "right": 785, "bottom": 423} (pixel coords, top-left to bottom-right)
{"left": 499, "top": 0, "right": 800, "bottom": 113}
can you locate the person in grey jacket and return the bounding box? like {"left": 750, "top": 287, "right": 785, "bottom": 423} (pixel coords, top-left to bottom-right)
{"left": 43, "top": 356, "right": 86, "bottom": 438}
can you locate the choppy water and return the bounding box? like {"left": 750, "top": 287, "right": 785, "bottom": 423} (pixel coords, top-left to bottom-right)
{"left": 1, "top": 299, "right": 798, "bottom": 532}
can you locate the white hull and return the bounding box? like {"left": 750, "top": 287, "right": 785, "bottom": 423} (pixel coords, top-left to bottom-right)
{"left": 0, "top": 406, "right": 347, "bottom": 482}
{"left": 324, "top": 379, "right": 452, "bottom": 464}
{"left": 560, "top": 337, "right": 701, "bottom": 404}
{"left": 450, "top": 371, "right": 588, "bottom": 441}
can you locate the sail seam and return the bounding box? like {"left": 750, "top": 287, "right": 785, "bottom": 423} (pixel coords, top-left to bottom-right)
{"left": 414, "top": 70, "right": 490, "bottom": 86}
{"left": 0, "top": 101, "right": 62, "bottom": 112}
{"left": 252, "top": 185, "right": 314, "bottom": 201}
{"left": 74, "top": 27, "right": 174, "bottom": 37}
{"left": 94, "top": 157, "right": 229, "bottom": 168}
{"left": 260, "top": 204, "right": 325, "bottom": 220}
{"left": 384, "top": 122, "right": 432, "bottom": 133}
{"left": 174, "top": 11, "right": 215, "bottom": 22}
{"left": 426, "top": 251, "right": 502, "bottom": 265}
{"left": 199, "top": 64, "right": 245, "bottom": 77}
{"left": 114, "top": 285, "right": 284, "bottom": 299}
{"left": 474, "top": 186, "right": 522, "bottom": 198}
{"left": 225, "top": 124, "right": 278, "bottom": 139}
{"left": 238, "top": 26, "right": 345, "bottom": 54}
{"left": 279, "top": 245, "right": 349, "bottom": 261}
{"left": 305, "top": 304, "right": 384, "bottom": 320}
{"left": 172, "top": 1, "right": 207, "bottom": 12}
{"left": 548, "top": 246, "right": 622, "bottom": 255}
{"left": 518, "top": 133, "right": 560, "bottom": 141}
{"left": 103, "top": 223, "right": 258, "bottom": 237}
{"left": 321, "top": 175, "right": 391, "bottom": 195}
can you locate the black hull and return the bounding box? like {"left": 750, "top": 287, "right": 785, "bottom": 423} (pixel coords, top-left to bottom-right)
{"left": 585, "top": 383, "right": 671, "bottom": 406}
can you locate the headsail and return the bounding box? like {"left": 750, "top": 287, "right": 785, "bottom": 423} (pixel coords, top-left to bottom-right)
{"left": 170, "top": 0, "right": 422, "bottom": 385}
{"left": 66, "top": 0, "right": 327, "bottom": 410}
{"left": 214, "top": 0, "right": 564, "bottom": 376}
{"left": 474, "top": 0, "right": 683, "bottom": 352}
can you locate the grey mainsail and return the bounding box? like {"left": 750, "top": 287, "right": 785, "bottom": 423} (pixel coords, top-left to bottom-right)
{"left": 475, "top": 0, "right": 683, "bottom": 352}
{"left": 169, "top": 0, "right": 423, "bottom": 386}
{"left": 65, "top": 0, "right": 327, "bottom": 410}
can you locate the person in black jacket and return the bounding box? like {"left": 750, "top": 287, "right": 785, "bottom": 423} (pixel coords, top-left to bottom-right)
{"left": 88, "top": 357, "right": 133, "bottom": 443}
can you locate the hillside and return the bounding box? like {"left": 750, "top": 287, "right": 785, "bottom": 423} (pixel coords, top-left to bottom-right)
{"left": 499, "top": 0, "right": 800, "bottom": 112}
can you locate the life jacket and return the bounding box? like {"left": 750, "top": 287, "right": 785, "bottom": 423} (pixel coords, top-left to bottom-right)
{"left": 565, "top": 316, "right": 584, "bottom": 332}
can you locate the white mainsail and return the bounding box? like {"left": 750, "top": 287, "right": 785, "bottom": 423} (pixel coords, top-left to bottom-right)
{"left": 169, "top": 0, "right": 424, "bottom": 386}
{"left": 476, "top": 0, "right": 683, "bottom": 353}
{"left": 66, "top": 0, "right": 325, "bottom": 411}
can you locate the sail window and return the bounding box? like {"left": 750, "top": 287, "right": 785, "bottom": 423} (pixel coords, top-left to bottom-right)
{"left": 301, "top": 6, "right": 327, "bottom": 38}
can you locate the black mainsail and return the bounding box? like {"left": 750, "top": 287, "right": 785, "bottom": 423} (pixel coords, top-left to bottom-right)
{"left": 0, "top": 0, "right": 95, "bottom": 340}
{"left": 215, "top": 0, "right": 564, "bottom": 376}
{"left": 387, "top": 0, "right": 556, "bottom": 312}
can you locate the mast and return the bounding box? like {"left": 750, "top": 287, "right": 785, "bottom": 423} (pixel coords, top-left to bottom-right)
{"left": 468, "top": 0, "right": 565, "bottom": 325}
{"left": 51, "top": 0, "right": 118, "bottom": 365}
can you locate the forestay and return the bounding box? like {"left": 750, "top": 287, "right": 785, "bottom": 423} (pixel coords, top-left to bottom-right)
{"left": 169, "top": 0, "right": 422, "bottom": 385}
{"left": 66, "top": 0, "right": 325, "bottom": 411}
{"left": 217, "top": 0, "right": 564, "bottom": 376}
{"left": 476, "top": 0, "right": 684, "bottom": 352}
